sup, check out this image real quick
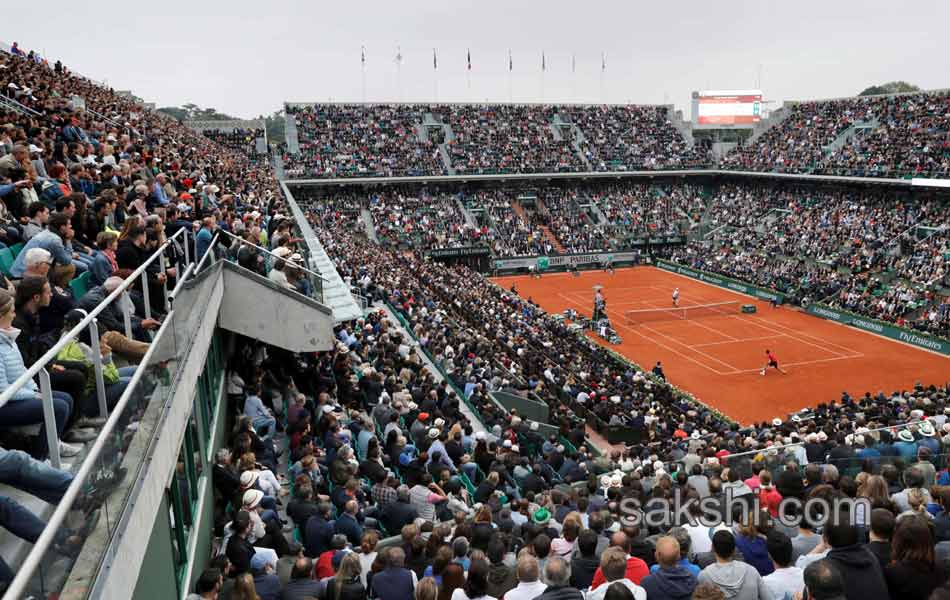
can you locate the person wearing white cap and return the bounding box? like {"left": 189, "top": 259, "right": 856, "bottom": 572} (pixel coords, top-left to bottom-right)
{"left": 267, "top": 246, "right": 296, "bottom": 290}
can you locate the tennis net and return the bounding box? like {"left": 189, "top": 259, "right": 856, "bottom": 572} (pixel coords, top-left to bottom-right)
{"left": 624, "top": 301, "right": 739, "bottom": 324}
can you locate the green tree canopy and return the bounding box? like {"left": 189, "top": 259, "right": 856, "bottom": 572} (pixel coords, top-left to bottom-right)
{"left": 858, "top": 81, "right": 921, "bottom": 96}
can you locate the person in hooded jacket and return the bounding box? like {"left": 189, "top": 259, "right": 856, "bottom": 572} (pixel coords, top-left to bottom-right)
{"left": 697, "top": 531, "right": 770, "bottom": 600}
{"left": 569, "top": 529, "right": 601, "bottom": 590}
{"left": 822, "top": 510, "right": 888, "bottom": 600}
{"left": 640, "top": 536, "right": 697, "bottom": 600}
{"left": 484, "top": 538, "right": 517, "bottom": 599}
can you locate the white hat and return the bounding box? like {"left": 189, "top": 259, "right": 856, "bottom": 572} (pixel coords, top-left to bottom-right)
{"left": 428, "top": 428, "right": 440, "bottom": 439}
{"left": 273, "top": 246, "right": 293, "bottom": 259}
{"left": 511, "top": 445, "right": 520, "bottom": 453}
{"left": 242, "top": 489, "right": 264, "bottom": 509}
{"left": 475, "top": 431, "right": 487, "bottom": 441}
{"left": 28, "top": 144, "right": 43, "bottom": 154}
{"left": 898, "top": 429, "right": 915, "bottom": 443}
{"left": 503, "top": 440, "right": 512, "bottom": 448}
{"left": 691, "top": 431, "right": 701, "bottom": 440}
{"left": 920, "top": 422, "right": 936, "bottom": 437}
{"left": 653, "top": 460, "right": 664, "bottom": 471}
{"left": 530, "top": 422, "right": 539, "bottom": 431}
{"left": 772, "top": 418, "right": 782, "bottom": 427}
{"left": 433, "top": 418, "right": 445, "bottom": 428}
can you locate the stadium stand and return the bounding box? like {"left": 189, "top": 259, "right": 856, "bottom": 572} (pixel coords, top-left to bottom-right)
{"left": 722, "top": 90, "right": 950, "bottom": 178}
{"left": 4, "top": 38, "right": 950, "bottom": 600}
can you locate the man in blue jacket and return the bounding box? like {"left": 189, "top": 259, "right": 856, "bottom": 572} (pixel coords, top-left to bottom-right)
{"left": 304, "top": 503, "right": 335, "bottom": 558}
{"left": 641, "top": 536, "right": 697, "bottom": 600}
{"left": 334, "top": 499, "right": 364, "bottom": 547}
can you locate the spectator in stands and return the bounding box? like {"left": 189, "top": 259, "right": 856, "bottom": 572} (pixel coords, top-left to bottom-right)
{"left": 372, "top": 547, "right": 416, "bottom": 600}
{"left": 0, "top": 288, "right": 77, "bottom": 458}
{"left": 325, "top": 552, "right": 366, "bottom": 600}
{"left": 884, "top": 515, "right": 948, "bottom": 600}
{"left": 534, "top": 556, "right": 585, "bottom": 600}
{"left": 697, "top": 531, "right": 770, "bottom": 600}
{"left": 823, "top": 509, "right": 888, "bottom": 600}
{"left": 761, "top": 530, "right": 804, "bottom": 600}
{"left": 11, "top": 212, "right": 75, "bottom": 278}
{"left": 640, "top": 536, "right": 697, "bottom": 600}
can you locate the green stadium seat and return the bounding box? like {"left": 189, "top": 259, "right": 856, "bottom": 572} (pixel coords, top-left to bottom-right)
{"left": 69, "top": 271, "right": 91, "bottom": 299}
{"left": 0, "top": 248, "right": 15, "bottom": 278}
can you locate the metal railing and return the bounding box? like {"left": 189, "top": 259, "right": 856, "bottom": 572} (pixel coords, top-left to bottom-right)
{"left": 0, "top": 227, "right": 186, "bottom": 468}
{"left": 213, "top": 227, "right": 328, "bottom": 304}
{"left": 1, "top": 227, "right": 191, "bottom": 599}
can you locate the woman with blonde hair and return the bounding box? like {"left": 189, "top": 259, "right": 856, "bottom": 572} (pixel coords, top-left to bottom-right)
{"left": 324, "top": 552, "right": 366, "bottom": 600}
{"left": 231, "top": 573, "right": 260, "bottom": 600}
{"left": 415, "top": 577, "right": 438, "bottom": 600}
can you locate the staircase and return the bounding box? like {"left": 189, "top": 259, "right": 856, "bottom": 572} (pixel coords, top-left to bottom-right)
{"left": 554, "top": 113, "right": 593, "bottom": 170}
{"left": 438, "top": 145, "right": 456, "bottom": 175}
{"left": 747, "top": 106, "right": 791, "bottom": 144}
{"left": 361, "top": 208, "right": 379, "bottom": 243}
{"left": 585, "top": 199, "right": 609, "bottom": 226}
{"left": 457, "top": 199, "right": 477, "bottom": 228}
{"left": 822, "top": 118, "right": 880, "bottom": 154}
{"left": 666, "top": 106, "right": 694, "bottom": 144}
{"left": 511, "top": 200, "right": 528, "bottom": 222}
{"left": 539, "top": 225, "right": 566, "bottom": 254}
{"left": 284, "top": 113, "right": 300, "bottom": 154}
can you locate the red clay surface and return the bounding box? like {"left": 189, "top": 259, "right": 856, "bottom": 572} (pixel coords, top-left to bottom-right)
{"left": 492, "top": 266, "right": 948, "bottom": 425}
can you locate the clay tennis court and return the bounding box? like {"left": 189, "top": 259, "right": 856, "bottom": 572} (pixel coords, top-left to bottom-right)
{"left": 492, "top": 266, "right": 948, "bottom": 425}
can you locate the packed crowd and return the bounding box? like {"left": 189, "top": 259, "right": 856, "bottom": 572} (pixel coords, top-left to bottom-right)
{"left": 220, "top": 205, "right": 950, "bottom": 600}
{"left": 199, "top": 128, "right": 267, "bottom": 163}
{"left": 563, "top": 105, "right": 709, "bottom": 172}
{"left": 0, "top": 44, "right": 317, "bottom": 592}
{"left": 439, "top": 105, "right": 586, "bottom": 174}
{"left": 722, "top": 91, "right": 950, "bottom": 178}
{"left": 285, "top": 104, "right": 446, "bottom": 178}
{"left": 281, "top": 103, "right": 706, "bottom": 178}
{"left": 672, "top": 183, "right": 950, "bottom": 337}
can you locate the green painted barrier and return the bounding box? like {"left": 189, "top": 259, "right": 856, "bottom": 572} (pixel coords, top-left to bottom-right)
{"left": 655, "top": 259, "right": 786, "bottom": 304}
{"left": 491, "top": 391, "right": 549, "bottom": 423}
{"left": 806, "top": 303, "right": 950, "bottom": 355}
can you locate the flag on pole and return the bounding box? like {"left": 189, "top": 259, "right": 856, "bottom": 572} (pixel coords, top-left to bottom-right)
{"left": 433, "top": 48, "right": 437, "bottom": 70}
{"left": 542, "top": 51, "right": 546, "bottom": 72}
{"left": 601, "top": 51, "right": 606, "bottom": 72}
{"left": 467, "top": 48, "right": 471, "bottom": 71}
{"left": 395, "top": 45, "right": 403, "bottom": 65}
{"left": 361, "top": 45, "right": 366, "bottom": 68}
{"left": 572, "top": 53, "right": 576, "bottom": 74}
{"left": 508, "top": 49, "right": 513, "bottom": 72}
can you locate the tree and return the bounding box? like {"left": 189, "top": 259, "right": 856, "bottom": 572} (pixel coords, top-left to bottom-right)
{"left": 156, "top": 104, "right": 235, "bottom": 122}
{"left": 858, "top": 81, "right": 921, "bottom": 96}
{"left": 261, "top": 109, "right": 286, "bottom": 145}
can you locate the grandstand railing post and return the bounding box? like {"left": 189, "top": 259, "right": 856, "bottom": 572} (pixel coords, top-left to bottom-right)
{"left": 159, "top": 251, "right": 170, "bottom": 313}
{"left": 141, "top": 270, "right": 152, "bottom": 320}
{"left": 183, "top": 230, "right": 191, "bottom": 265}
{"left": 39, "top": 368, "right": 61, "bottom": 470}
{"left": 88, "top": 318, "right": 109, "bottom": 418}
{"left": 121, "top": 291, "right": 133, "bottom": 339}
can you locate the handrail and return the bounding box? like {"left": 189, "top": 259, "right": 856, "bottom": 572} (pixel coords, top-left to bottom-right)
{"left": 215, "top": 227, "right": 329, "bottom": 282}
{"left": 83, "top": 105, "right": 121, "bottom": 129}
{"left": 0, "top": 92, "right": 41, "bottom": 116}
{"left": 194, "top": 232, "right": 220, "bottom": 273}
{"left": 2, "top": 312, "right": 177, "bottom": 599}
{"left": 716, "top": 416, "right": 927, "bottom": 462}
{"left": 0, "top": 227, "right": 185, "bottom": 406}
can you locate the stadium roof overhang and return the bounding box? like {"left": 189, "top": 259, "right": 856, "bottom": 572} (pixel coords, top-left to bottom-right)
{"left": 280, "top": 169, "right": 949, "bottom": 190}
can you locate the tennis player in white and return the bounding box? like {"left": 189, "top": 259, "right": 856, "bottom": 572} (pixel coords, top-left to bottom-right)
{"left": 672, "top": 288, "right": 680, "bottom": 307}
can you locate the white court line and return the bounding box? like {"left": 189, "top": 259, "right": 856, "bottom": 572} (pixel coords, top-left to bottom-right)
{"left": 739, "top": 314, "right": 864, "bottom": 357}
{"left": 728, "top": 315, "right": 856, "bottom": 360}
{"left": 732, "top": 354, "right": 864, "bottom": 374}
{"left": 692, "top": 334, "right": 787, "bottom": 348}
{"left": 652, "top": 269, "right": 866, "bottom": 357}
{"left": 607, "top": 308, "right": 743, "bottom": 374}
{"left": 689, "top": 317, "right": 740, "bottom": 342}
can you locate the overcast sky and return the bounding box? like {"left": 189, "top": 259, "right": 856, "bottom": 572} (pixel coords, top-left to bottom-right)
{"left": 5, "top": 0, "right": 948, "bottom": 119}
